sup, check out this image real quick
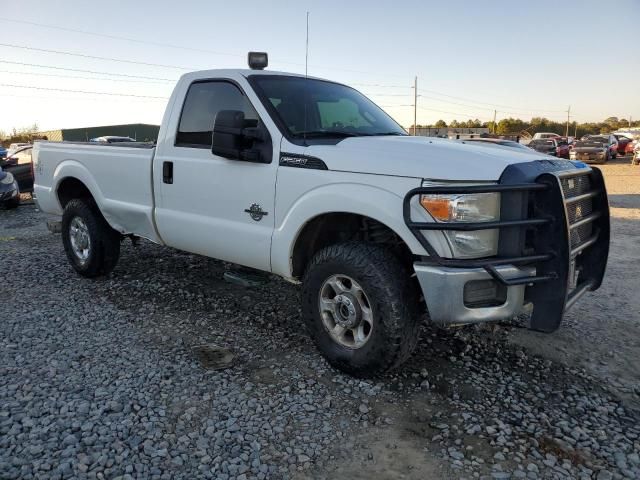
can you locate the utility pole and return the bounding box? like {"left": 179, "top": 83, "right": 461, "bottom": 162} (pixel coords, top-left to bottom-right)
{"left": 413, "top": 76, "right": 418, "bottom": 136}
{"left": 630, "top": 116, "right": 632, "bottom": 128}
{"left": 565, "top": 105, "right": 571, "bottom": 137}
{"left": 492, "top": 110, "right": 497, "bottom": 134}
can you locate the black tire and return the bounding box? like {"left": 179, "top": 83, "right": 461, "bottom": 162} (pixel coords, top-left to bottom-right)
{"left": 61, "top": 199, "right": 121, "bottom": 277}
{"left": 302, "top": 242, "right": 420, "bottom": 377}
{"left": 4, "top": 196, "right": 20, "bottom": 209}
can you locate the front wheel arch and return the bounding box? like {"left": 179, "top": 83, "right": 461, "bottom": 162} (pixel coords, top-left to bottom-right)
{"left": 290, "top": 212, "right": 416, "bottom": 280}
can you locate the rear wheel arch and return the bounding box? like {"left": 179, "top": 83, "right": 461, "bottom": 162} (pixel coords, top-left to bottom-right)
{"left": 57, "top": 176, "right": 95, "bottom": 209}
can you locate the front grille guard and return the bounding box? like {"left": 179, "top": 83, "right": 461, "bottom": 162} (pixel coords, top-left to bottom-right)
{"left": 403, "top": 182, "right": 554, "bottom": 286}
{"left": 403, "top": 168, "right": 609, "bottom": 332}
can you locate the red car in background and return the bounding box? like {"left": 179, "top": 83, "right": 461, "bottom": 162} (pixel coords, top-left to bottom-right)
{"left": 555, "top": 138, "right": 571, "bottom": 159}
{"left": 614, "top": 135, "right": 633, "bottom": 155}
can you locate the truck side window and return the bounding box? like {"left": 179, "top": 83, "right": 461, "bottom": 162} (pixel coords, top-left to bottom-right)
{"left": 176, "top": 81, "right": 258, "bottom": 148}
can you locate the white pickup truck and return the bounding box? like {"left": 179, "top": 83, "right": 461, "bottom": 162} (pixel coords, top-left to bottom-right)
{"left": 33, "top": 53, "right": 610, "bottom": 376}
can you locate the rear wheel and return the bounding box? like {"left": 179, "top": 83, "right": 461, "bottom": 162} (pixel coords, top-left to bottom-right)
{"left": 301, "top": 242, "right": 420, "bottom": 377}
{"left": 61, "top": 199, "right": 121, "bottom": 277}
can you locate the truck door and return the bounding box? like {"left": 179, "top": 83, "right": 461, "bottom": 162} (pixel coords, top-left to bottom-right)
{"left": 153, "top": 79, "right": 277, "bottom": 272}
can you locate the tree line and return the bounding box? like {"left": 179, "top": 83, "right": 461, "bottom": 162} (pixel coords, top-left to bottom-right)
{"left": 0, "top": 123, "right": 43, "bottom": 147}
{"left": 414, "top": 116, "right": 640, "bottom": 138}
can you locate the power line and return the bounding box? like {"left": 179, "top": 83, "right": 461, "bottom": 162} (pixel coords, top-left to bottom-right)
{"left": 417, "top": 93, "right": 568, "bottom": 118}
{"left": 372, "top": 90, "right": 569, "bottom": 118}
{"left": 0, "top": 69, "right": 174, "bottom": 85}
{"left": 0, "top": 34, "right": 572, "bottom": 117}
{"left": 0, "top": 60, "right": 176, "bottom": 81}
{"left": 0, "top": 84, "right": 168, "bottom": 99}
{"left": 379, "top": 104, "right": 487, "bottom": 120}
{"left": 0, "top": 17, "right": 409, "bottom": 78}
{"left": 0, "top": 17, "right": 244, "bottom": 59}
{"left": 0, "top": 93, "right": 165, "bottom": 103}
{"left": 353, "top": 80, "right": 567, "bottom": 115}
{"left": 0, "top": 42, "right": 196, "bottom": 71}
{"left": 351, "top": 82, "right": 411, "bottom": 89}
{"left": 418, "top": 88, "right": 566, "bottom": 113}
{"left": 417, "top": 106, "right": 485, "bottom": 119}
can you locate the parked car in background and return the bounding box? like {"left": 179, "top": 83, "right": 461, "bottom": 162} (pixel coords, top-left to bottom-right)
{"left": 532, "top": 132, "right": 560, "bottom": 140}
{"left": 555, "top": 138, "right": 571, "bottom": 159}
{"left": 8, "top": 142, "right": 30, "bottom": 150}
{"left": 6, "top": 142, "right": 30, "bottom": 158}
{"left": 528, "top": 139, "right": 559, "bottom": 156}
{"left": 0, "top": 169, "right": 20, "bottom": 208}
{"left": 0, "top": 145, "right": 34, "bottom": 192}
{"left": 570, "top": 135, "right": 617, "bottom": 164}
{"left": 460, "top": 138, "right": 532, "bottom": 151}
{"left": 614, "top": 135, "right": 633, "bottom": 155}
{"left": 632, "top": 142, "right": 640, "bottom": 165}
{"left": 90, "top": 136, "right": 136, "bottom": 143}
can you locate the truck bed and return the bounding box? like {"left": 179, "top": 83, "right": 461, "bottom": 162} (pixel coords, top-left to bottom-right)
{"left": 33, "top": 141, "right": 160, "bottom": 243}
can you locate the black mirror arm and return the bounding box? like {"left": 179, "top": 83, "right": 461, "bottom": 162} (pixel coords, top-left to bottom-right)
{"left": 242, "top": 127, "right": 264, "bottom": 142}
{"left": 214, "top": 125, "right": 243, "bottom": 136}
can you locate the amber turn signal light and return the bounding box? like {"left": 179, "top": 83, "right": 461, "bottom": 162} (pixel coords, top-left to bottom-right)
{"left": 420, "top": 196, "right": 452, "bottom": 221}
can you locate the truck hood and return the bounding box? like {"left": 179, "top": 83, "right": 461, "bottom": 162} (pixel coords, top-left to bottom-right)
{"left": 303, "top": 136, "right": 550, "bottom": 181}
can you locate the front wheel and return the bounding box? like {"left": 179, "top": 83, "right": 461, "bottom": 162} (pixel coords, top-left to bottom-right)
{"left": 302, "top": 242, "right": 420, "bottom": 377}
{"left": 61, "top": 199, "right": 121, "bottom": 277}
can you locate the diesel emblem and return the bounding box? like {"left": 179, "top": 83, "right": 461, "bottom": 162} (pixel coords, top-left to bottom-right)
{"left": 244, "top": 203, "right": 268, "bottom": 221}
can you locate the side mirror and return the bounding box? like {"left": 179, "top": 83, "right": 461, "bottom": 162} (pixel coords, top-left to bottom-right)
{"left": 3, "top": 156, "right": 17, "bottom": 166}
{"left": 211, "top": 110, "right": 265, "bottom": 163}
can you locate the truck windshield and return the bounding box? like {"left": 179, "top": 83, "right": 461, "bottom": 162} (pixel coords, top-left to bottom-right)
{"left": 250, "top": 75, "right": 407, "bottom": 139}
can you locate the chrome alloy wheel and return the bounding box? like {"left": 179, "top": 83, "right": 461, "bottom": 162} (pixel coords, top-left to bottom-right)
{"left": 69, "top": 216, "right": 91, "bottom": 264}
{"left": 319, "top": 274, "right": 373, "bottom": 349}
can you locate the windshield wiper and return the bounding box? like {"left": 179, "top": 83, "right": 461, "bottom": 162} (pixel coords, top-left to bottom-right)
{"left": 293, "top": 130, "right": 359, "bottom": 138}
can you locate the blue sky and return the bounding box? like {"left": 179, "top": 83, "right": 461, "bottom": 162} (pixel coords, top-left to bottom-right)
{"left": 1, "top": 0, "right": 638, "bottom": 131}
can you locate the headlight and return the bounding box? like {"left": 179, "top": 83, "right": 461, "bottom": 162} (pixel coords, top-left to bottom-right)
{"left": 0, "top": 172, "right": 15, "bottom": 185}
{"left": 420, "top": 189, "right": 500, "bottom": 258}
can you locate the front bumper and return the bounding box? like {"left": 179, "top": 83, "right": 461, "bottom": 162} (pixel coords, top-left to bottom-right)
{"left": 415, "top": 263, "right": 534, "bottom": 324}
{"left": 404, "top": 160, "right": 610, "bottom": 331}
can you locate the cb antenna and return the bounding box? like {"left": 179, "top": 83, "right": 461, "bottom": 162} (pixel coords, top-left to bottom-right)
{"left": 305, "top": 11, "right": 310, "bottom": 77}
{"left": 303, "top": 11, "right": 310, "bottom": 144}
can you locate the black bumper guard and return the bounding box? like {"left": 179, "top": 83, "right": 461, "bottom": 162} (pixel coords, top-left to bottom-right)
{"left": 403, "top": 165, "right": 609, "bottom": 332}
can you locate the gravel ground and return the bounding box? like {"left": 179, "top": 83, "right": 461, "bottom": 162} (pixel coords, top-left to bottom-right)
{"left": 1, "top": 159, "right": 639, "bottom": 480}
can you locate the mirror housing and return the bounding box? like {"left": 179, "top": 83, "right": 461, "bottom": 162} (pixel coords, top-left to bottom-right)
{"left": 2, "top": 156, "right": 18, "bottom": 166}
{"left": 211, "top": 110, "right": 266, "bottom": 163}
